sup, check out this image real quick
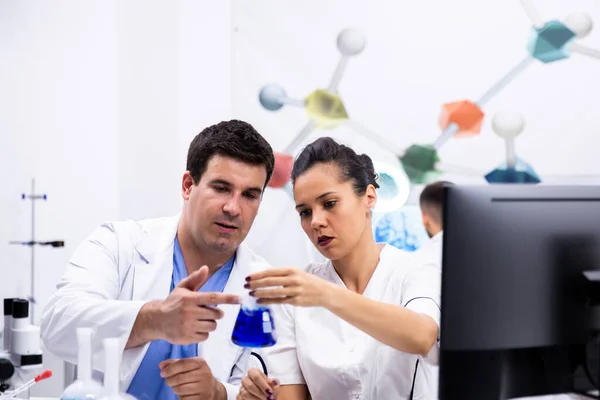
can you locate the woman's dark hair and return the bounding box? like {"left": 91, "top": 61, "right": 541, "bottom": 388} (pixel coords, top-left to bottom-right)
{"left": 291, "top": 137, "right": 380, "bottom": 195}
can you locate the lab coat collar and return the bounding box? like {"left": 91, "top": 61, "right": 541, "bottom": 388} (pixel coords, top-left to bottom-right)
{"left": 133, "top": 214, "right": 181, "bottom": 264}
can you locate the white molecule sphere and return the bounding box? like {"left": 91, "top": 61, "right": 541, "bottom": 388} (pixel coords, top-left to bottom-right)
{"left": 492, "top": 110, "right": 526, "bottom": 139}
{"left": 337, "top": 28, "right": 366, "bottom": 56}
{"left": 564, "top": 12, "right": 593, "bottom": 38}
{"left": 259, "top": 84, "right": 287, "bottom": 111}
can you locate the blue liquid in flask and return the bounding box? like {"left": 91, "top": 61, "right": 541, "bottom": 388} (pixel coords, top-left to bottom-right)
{"left": 231, "top": 304, "right": 277, "bottom": 348}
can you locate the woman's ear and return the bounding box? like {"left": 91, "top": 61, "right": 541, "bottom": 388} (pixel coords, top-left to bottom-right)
{"left": 365, "top": 184, "right": 378, "bottom": 212}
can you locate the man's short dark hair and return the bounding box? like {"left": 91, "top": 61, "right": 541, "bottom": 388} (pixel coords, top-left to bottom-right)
{"left": 419, "top": 180, "right": 454, "bottom": 224}
{"left": 186, "top": 120, "right": 275, "bottom": 187}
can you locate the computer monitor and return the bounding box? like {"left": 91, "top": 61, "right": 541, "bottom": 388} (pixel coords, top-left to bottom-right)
{"left": 439, "top": 185, "right": 600, "bottom": 400}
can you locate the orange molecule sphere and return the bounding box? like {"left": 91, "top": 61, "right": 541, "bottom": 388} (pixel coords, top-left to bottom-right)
{"left": 439, "top": 100, "right": 484, "bottom": 137}
{"left": 268, "top": 152, "right": 294, "bottom": 188}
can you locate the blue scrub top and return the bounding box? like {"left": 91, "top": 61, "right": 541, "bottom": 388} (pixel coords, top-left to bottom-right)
{"left": 127, "top": 237, "right": 235, "bottom": 400}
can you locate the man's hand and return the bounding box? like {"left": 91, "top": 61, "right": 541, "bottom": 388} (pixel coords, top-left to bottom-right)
{"left": 158, "top": 266, "right": 241, "bottom": 344}
{"left": 237, "top": 368, "right": 280, "bottom": 400}
{"left": 160, "top": 357, "right": 226, "bottom": 400}
{"left": 127, "top": 266, "right": 241, "bottom": 348}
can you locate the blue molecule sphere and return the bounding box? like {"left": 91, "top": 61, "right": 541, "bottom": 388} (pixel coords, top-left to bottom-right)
{"left": 259, "top": 84, "right": 286, "bottom": 111}
{"left": 485, "top": 158, "right": 541, "bottom": 184}
{"left": 485, "top": 168, "right": 540, "bottom": 184}
{"left": 527, "top": 20, "right": 576, "bottom": 63}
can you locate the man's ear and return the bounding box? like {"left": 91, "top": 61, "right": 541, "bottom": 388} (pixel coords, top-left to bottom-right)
{"left": 182, "top": 171, "right": 195, "bottom": 200}
{"left": 422, "top": 210, "right": 431, "bottom": 229}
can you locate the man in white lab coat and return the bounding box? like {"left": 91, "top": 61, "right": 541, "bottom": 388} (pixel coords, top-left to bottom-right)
{"left": 40, "top": 120, "right": 275, "bottom": 400}
{"left": 413, "top": 181, "right": 453, "bottom": 270}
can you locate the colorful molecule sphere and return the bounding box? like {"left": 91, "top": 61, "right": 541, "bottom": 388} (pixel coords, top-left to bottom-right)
{"left": 259, "top": 84, "right": 287, "bottom": 111}
{"left": 399, "top": 144, "right": 441, "bottom": 184}
{"left": 268, "top": 152, "right": 294, "bottom": 188}
{"left": 485, "top": 158, "right": 541, "bottom": 184}
{"left": 337, "top": 28, "right": 366, "bottom": 56}
{"left": 439, "top": 100, "right": 484, "bottom": 137}
{"left": 492, "top": 110, "right": 525, "bottom": 139}
{"left": 564, "top": 12, "right": 593, "bottom": 38}
{"left": 527, "top": 20, "right": 576, "bottom": 63}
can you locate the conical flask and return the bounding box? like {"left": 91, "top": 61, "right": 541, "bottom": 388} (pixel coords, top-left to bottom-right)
{"left": 60, "top": 328, "right": 104, "bottom": 400}
{"left": 231, "top": 263, "right": 277, "bottom": 348}
{"left": 97, "top": 338, "right": 136, "bottom": 400}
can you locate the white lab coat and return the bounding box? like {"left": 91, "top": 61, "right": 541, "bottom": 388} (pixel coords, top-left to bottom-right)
{"left": 412, "top": 231, "right": 443, "bottom": 270}
{"left": 407, "top": 231, "right": 443, "bottom": 397}
{"left": 262, "top": 244, "right": 441, "bottom": 400}
{"left": 40, "top": 214, "right": 269, "bottom": 399}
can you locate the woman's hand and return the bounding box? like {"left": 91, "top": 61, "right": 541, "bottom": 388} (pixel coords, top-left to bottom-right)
{"left": 237, "top": 368, "right": 280, "bottom": 400}
{"left": 245, "top": 268, "right": 340, "bottom": 308}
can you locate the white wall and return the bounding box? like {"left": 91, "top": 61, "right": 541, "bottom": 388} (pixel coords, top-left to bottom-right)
{"left": 0, "top": 1, "right": 120, "bottom": 394}
{"left": 233, "top": 0, "right": 600, "bottom": 267}
{"left": 0, "top": 0, "right": 232, "bottom": 395}
{"left": 118, "top": 1, "right": 234, "bottom": 220}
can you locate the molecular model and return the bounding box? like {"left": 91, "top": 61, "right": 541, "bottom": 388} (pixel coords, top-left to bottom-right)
{"left": 259, "top": 2, "right": 599, "bottom": 215}
{"left": 403, "top": 0, "right": 599, "bottom": 185}
{"left": 259, "top": 28, "right": 412, "bottom": 212}
{"left": 487, "top": 110, "right": 540, "bottom": 183}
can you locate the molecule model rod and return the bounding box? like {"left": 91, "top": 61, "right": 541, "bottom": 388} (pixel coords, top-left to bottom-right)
{"left": 505, "top": 138, "right": 517, "bottom": 169}
{"left": 476, "top": 55, "right": 533, "bottom": 107}
{"left": 570, "top": 42, "right": 600, "bottom": 61}
{"left": 283, "top": 120, "right": 317, "bottom": 154}
{"left": 434, "top": 123, "right": 459, "bottom": 150}
{"left": 328, "top": 55, "right": 349, "bottom": 92}
{"left": 520, "top": 0, "right": 545, "bottom": 28}
{"left": 282, "top": 96, "right": 306, "bottom": 108}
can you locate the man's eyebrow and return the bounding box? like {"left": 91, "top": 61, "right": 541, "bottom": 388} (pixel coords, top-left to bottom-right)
{"left": 210, "top": 179, "right": 232, "bottom": 186}
{"left": 211, "top": 179, "right": 263, "bottom": 194}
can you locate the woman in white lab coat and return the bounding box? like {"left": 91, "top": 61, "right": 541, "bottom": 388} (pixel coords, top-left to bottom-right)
{"left": 237, "top": 137, "right": 441, "bottom": 400}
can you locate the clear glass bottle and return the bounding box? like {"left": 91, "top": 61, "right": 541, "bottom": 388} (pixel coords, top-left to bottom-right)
{"left": 97, "top": 338, "right": 136, "bottom": 400}
{"left": 231, "top": 263, "right": 277, "bottom": 348}
{"left": 60, "top": 328, "right": 104, "bottom": 400}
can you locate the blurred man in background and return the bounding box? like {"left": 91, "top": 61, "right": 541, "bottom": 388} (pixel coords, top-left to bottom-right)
{"left": 415, "top": 180, "right": 454, "bottom": 269}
